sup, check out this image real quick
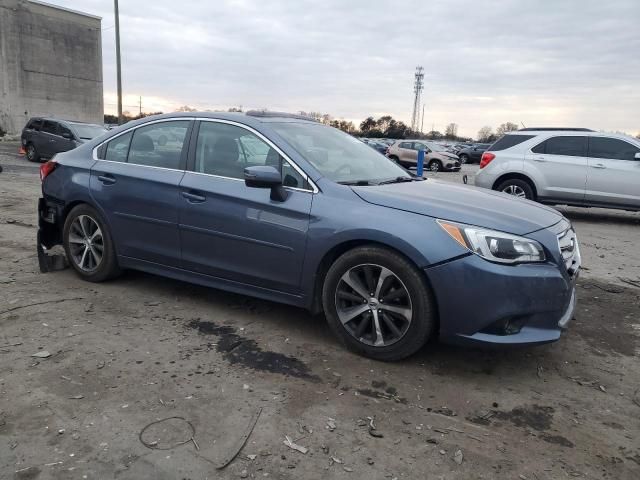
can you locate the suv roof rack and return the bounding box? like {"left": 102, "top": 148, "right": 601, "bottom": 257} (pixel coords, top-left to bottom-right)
{"left": 245, "top": 111, "right": 318, "bottom": 122}
{"left": 518, "top": 127, "right": 594, "bottom": 132}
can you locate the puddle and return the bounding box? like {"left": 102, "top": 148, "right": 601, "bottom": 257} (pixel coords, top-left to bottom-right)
{"left": 188, "top": 320, "right": 319, "bottom": 382}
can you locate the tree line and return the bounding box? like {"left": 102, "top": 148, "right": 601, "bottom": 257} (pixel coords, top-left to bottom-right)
{"left": 105, "top": 109, "right": 640, "bottom": 143}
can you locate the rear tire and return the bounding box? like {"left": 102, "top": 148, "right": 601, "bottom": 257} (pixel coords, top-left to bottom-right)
{"left": 459, "top": 154, "right": 469, "bottom": 164}
{"left": 322, "top": 246, "right": 435, "bottom": 361}
{"left": 496, "top": 178, "right": 535, "bottom": 200}
{"left": 26, "top": 143, "right": 39, "bottom": 162}
{"left": 63, "top": 204, "right": 121, "bottom": 282}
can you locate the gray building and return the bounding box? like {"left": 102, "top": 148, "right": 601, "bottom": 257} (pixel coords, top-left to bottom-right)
{"left": 0, "top": 0, "right": 103, "bottom": 135}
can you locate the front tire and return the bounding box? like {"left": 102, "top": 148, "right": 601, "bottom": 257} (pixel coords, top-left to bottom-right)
{"left": 322, "top": 246, "right": 436, "bottom": 361}
{"left": 26, "top": 143, "right": 40, "bottom": 162}
{"left": 63, "top": 204, "right": 121, "bottom": 282}
{"left": 459, "top": 154, "right": 469, "bottom": 164}
{"left": 428, "top": 160, "right": 442, "bottom": 172}
{"left": 496, "top": 178, "right": 535, "bottom": 200}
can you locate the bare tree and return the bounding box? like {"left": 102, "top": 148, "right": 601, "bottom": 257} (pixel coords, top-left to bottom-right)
{"left": 445, "top": 123, "right": 458, "bottom": 139}
{"left": 477, "top": 126, "right": 494, "bottom": 143}
{"left": 496, "top": 122, "right": 519, "bottom": 137}
{"left": 177, "top": 105, "right": 196, "bottom": 112}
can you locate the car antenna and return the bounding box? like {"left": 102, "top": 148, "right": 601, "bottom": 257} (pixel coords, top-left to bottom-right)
{"left": 520, "top": 121, "right": 526, "bottom": 129}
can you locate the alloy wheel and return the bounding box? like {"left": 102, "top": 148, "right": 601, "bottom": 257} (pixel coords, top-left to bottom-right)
{"left": 68, "top": 215, "right": 104, "bottom": 272}
{"left": 429, "top": 162, "right": 440, "bottom": 172}
{"left": 26, "top": 145, "right": 35, "bottom": 161}
{"left": 335, "top": 264, "right": 413, "bottom": 347}
{"left": 502, "top": 184, "right": 527, "bottom": 198}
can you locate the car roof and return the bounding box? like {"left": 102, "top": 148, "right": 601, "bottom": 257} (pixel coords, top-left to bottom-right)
{"left": 505, "top": 130, "right": 638, "bottom": 142}
{"left": 28, "top": 117, "right": 101, "bottom": 126}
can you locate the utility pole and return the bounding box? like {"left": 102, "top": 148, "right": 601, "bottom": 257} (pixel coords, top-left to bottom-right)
{"left": 410, "top": 66, "right": 424, "bottom": 132}
{"left": 138, "top": 96, "right": 142, "bottom": 117}
{"left": 114, "top": 0, "right": 123, "bottom": 124}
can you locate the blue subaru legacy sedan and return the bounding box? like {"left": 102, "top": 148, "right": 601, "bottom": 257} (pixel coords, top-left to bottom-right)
{"left": 37, "top": 112, "right": 580, "bottom": 361}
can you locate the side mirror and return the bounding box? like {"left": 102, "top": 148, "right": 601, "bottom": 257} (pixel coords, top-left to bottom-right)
{"left": 62, "top": 132, "right": 72, "bottom": 140}
{"left": 244, "top": 166, "right": 288, "bottom": 201}
{"left": 635, "top": 152, "right": 640, "bottom": 160}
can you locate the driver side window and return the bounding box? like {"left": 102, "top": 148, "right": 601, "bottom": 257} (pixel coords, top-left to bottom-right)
{"left": 195, "top": 121, "right": 310, "bottom": 189}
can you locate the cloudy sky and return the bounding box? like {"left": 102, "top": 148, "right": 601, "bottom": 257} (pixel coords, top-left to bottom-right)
{"left": 47, "top": 0, "right": 639, "bottom": 137}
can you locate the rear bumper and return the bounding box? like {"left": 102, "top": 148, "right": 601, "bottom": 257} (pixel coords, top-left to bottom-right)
{"left": 474, "top": 169, "right": 498, "bottom": 189}
{"left": 425, "top": 253, "right": 576, "bottom": 347}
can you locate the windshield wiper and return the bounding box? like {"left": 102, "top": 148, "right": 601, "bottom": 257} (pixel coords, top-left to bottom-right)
{"left": 377, "top": 176, "right": 414, "bottom": 185}
{"left": 338, "top": 180, "right": 372, "bottom": 186}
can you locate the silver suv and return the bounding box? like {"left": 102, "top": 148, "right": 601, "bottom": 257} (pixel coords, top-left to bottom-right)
{"left": 474, "top": 129, "right": 640, "bottom": 211}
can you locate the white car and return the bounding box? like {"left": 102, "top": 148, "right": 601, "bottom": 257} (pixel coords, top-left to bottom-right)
{"left": 474, "top": 128, "right": 640, "bottom": 211}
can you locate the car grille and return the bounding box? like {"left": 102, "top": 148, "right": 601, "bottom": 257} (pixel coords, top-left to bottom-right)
{"left": 558, "top": 228, "right": 581, "bottom": 278}
{"left": 454, "top": 162, "right": 460, "bottom": 167}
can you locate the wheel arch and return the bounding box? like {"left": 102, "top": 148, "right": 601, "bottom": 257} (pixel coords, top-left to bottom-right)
{"left": 492, "top": 173, "right": 538, "bottom": 199}
{"left": 309, "top": 239, "right": 440, "bottom": 331}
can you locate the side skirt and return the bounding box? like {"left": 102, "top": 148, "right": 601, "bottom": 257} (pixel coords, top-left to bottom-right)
{"left": 118, "top": 256, "right": 308, "bottom": 309}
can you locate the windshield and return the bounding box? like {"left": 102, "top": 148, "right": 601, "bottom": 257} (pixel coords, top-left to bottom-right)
{"left": 271, "top": 122, "right": 411, "bottom": 184}
{"left": 70, "top": 123, "right": 108, "bottom": 140}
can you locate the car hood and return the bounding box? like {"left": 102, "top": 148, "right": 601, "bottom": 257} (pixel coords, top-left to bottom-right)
{"left": 352, "top": 180, "right": 563, "bottom": 235}
{"left": 432, "top": 152, "right": 459, "bottom": 160}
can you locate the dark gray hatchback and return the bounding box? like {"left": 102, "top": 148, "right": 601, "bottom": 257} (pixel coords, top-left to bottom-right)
{"left": 36, "top": 112, "right": 581, "bottom": 361}
{"left": 21, "top": 117, "right": 107, "bottom": 162}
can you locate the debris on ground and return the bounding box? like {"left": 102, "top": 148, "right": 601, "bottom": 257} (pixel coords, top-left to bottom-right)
{"left": 69, "top": 395, "right": 84, "bottom": 399}
{"left": 366, "top": 416, "right": 384, "bottom": 438}
{"left": 326, "top": 417, "right": 336, "bottom": 431}
{"left": 330, "top": 456, "right": 343, "bottom": 464}
{"left": 218, "top": 407, "right": 263, "bottom": 469}
{"left": 283, "top": 435, "right": 308, "bottom": 454}
{"left": 31, "top": 350, "right": 51, "bottom": 358}
{"left": 454, "top": 449, "right": 464, "bottom": 465}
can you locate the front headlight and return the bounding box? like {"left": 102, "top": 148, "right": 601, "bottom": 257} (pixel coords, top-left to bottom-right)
{"left": 438, "top": 220, "right": 546, "bottom": 264}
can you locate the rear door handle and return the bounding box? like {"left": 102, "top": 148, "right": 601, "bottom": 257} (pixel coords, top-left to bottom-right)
{"left": 97, "top": 174, "right": 116, "bottom": 185}
{"left": 181, "top": 191, "right": 206, "bottom": 203}
{"left": 533, "top": 156, "right": 546, "bottom": 162}
{"left": 591, "top": 163, "right": 606, "bottom": 169}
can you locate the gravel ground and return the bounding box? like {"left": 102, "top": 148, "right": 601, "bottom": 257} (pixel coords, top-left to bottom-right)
{"left": 1, "top": 144, "right": 639, "bottom": 479}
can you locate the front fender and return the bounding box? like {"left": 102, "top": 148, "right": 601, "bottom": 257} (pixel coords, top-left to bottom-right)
{"left": 300, "top": 188, "right": 469, "bottom": 305}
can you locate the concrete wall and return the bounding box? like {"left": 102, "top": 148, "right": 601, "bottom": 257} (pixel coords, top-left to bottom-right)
{"left": 0, "top": 0, "right": 102, "bottom": 135}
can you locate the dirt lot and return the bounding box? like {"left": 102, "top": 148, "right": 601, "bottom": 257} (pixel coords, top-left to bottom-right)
{"left": 1, "top": 143, "right": 639, "bottom": 480}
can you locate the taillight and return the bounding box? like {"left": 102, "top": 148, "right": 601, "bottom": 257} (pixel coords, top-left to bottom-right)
{"left": 40, "top": 160, "right": 58, "bottom": 182}
{"left": 479, "top": 152, "right": 495, "bottom": 169}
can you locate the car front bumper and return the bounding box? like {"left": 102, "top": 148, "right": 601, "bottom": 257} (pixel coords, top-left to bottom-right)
{"left": 425, "top": 253, "right": 577, "bottom": 347}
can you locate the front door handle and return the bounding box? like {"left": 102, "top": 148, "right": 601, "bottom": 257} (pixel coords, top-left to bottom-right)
{"left": 181, "top": 191, "right": 206, "bottom": 203}
{"left": 591, "top": 163, "right": 606, "bottom": 169}
{"left": 97, "top": 174, "right": 116, "bottom": 185}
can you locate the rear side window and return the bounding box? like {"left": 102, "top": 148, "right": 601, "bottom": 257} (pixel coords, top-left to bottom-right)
{"left": 27, "top": 119, "right": 42, "bottom": 130}
{"left": 127, "top": 121, "right": 190, "bottom": 169}
{"left": 490, "top": 135, "right": 534, "bottom": 151}
{"left": 531, "top": 136, "right": 586, "bottom": 156}
{"left": 104, "top": 131, "right": 133, "bottom": 162}
{"left": 42, "top": 120, "right": 58, "bottom": 135}
{"left": 588, "top": 137, "right": 640, "bottom": 161}
{"left": 398, "top": 142, "right": 412, "bottom": 149}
